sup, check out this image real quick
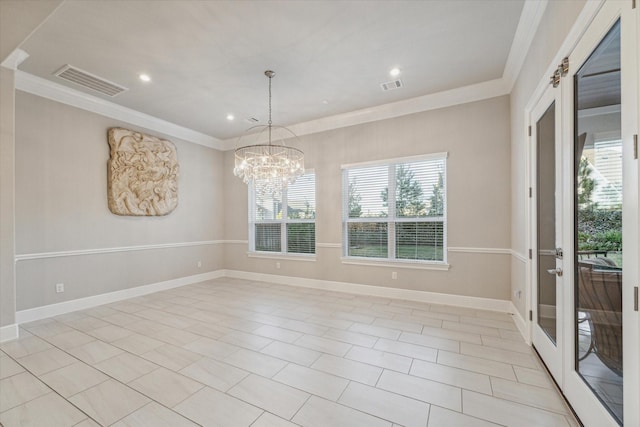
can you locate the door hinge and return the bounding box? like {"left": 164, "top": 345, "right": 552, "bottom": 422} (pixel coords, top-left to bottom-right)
{"left": 560, "top": 57, "right": 569, "bottom": 76}
{"left": 529, "top": 310, "right": 533, "bottom": 321}
{"left": 633, "top": 134, "right": 638, "bottom": 159}
{"left": 529, "top": 249, "right": 533, "bottom": 259}
{"left": 528, "top": 126, "right": 532, "bottom": 137}
{"left": 529, "top": 187, "right": 532, "bottom": 198}
{"left": 633, "top": 0, "right": 636, "bottom": 10}
{"left": 634, "top": 287, "right": 638, "bottom": 311}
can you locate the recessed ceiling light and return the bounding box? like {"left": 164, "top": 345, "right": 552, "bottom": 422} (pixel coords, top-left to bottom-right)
{"left": 138, "top": 73, "right": 151, "bottom": 82}
{"left": 389, "top": 68, "right": 401, "bottom": 77}
{"left": 226, "top": 114, "right": 235, "bottom": 121}
{"left": 322, "top": 100, "right": 329, "bottom": 105}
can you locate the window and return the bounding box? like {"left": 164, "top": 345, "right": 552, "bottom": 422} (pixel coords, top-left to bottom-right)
{"left": 250, "top": 172, "right": 315, "bottom": 255}
{"left": 342, "top": 154, "right": 447, "bottom": 263}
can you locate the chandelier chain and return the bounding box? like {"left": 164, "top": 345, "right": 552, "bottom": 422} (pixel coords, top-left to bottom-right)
{"left": 268, "top": 71, "right": 273, "bottom": 145}
{"left": 233, "top": 69, "right": 305, "bottom": 197}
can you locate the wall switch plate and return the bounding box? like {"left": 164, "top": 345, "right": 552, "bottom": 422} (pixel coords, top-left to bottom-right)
{"left": 55, "top": 283, "right": 64, "bottom": 293}
{"left": 276, "top": 262, "right": 281, "bottom": 269}
{"left": 196, "top": 260, "right": 202, "bottom": 268}
{"left": 392, "top": 272, "right": 397, "bottom": 280}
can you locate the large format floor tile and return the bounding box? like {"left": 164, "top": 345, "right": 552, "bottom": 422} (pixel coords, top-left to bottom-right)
{"left": 0, "top": 278, "right": 580, "bottom": 427}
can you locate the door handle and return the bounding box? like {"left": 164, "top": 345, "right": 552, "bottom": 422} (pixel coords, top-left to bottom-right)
{"left": 547, "top": 268, "right": 563, "bottom": 277}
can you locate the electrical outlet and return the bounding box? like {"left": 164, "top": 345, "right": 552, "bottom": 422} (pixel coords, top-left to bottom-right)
{"left": 276, "top": 262, "right": 281, "bottom": 269}
{"left": 55, "top": 283, "right": 64, "bottom": 293}
{"left": 196, "top": 260, "right": 202, "bottom": 268}
{"left": 392, "top": 272, "right": 397, "bottom": 280}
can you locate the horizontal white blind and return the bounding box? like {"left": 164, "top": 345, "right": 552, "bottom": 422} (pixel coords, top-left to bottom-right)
{"left": 287, "top": 174, "right": 316, "bottom": 219}
{"left": 343, "top": 155, "right": 446, "bottom": 262}
{"left": 255, "top": 223, "right": 281, "bottom": 252}
{"left": 395, "top": 221, "right": 444, "bottom": 261}
{"left": 250, "top": 172, "right": 316, "bottom": 254}
{"left": 347, "top": 222, "right": 388, "bottom": 257}
{"left": 255, "top": 191, "right": 282, "bottom": 220}
{"left": 347, "top": 165, "right": 388, "bottom": 218}
{"left": 287, "top": 223, "right": 315, "bottom": 254}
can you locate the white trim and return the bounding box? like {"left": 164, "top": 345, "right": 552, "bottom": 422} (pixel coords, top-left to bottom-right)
{"left": 223, "top": 269, "right": 511, "bottom": 313}
{"left": 221, "top": 79, "right": 509, "bottom": 150}
{"left": 511, "top": 250, "right": 529, "bottom": 263}
{"left": 503, "top": 0, "right": 549, "bottom": 90}
{"left": 15, "top": 240, "right": 224, "bottom": 261}
{"left": 340, "top": 257, "right": 450, "bottom": 271}
{"left": 0, "top": 324, "right": 19, "bottom": 343}
{"left": 223, "top": 240, "right": 249, "bottom": 244}
{"left": 247, "top": 252, "right": 316, "bottom": 262}
{"left": 0, "top": 49, "right": 29, "bottom": 71}
{"left": 448, "top": 247, "right": 511, "bottom": 255}
{"left": 15, "top": 271, "right": 224, "bottom": 324}
{"left": 341, "top": 152, "right": 448, "bottom": 170}
{"left": 14, "top": 71, "right": 223, "bottom": 151}
{"left": 510, "top": 302, "right": 530, "bottom": 344}
{"left": 316, "top": 243, "right": 341, "bottom": 248}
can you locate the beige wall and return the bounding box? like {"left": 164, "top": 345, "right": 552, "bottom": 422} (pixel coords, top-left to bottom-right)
{"left": 14, "top": 92, "right": 225, "bottom": 311}
{"left": 0, "top": 67, "right": 17, "bottom": 327}
{"left": 509, "top": 0, "right": 587, "bottom": 316}
{"left": 224, "top": 96, "right": 512, "bottom": 301}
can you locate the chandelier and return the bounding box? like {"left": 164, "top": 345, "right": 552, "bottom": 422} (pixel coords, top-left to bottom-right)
{"left": 233, "top": 70, "right": 304, "bottom": 197}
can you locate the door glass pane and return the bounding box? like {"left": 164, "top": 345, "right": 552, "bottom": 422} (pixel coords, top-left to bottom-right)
{"left": 574, "top": 20, "right": 622, "bottom": 425}
{"left": 537, "top": 102, "right": 557, "bottom": 345}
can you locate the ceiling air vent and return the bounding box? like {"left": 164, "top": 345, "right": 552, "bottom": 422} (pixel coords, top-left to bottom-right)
{"left": 381, "top": 79, "right": 403, "bottom": 91}
{"left": 245, "top": 117, "right": 260, "bottom": 124}
{"left": 54, "top": 64, "right": 128, "bottom": 97}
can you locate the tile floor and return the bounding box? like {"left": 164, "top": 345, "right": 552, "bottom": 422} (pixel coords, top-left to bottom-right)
{"left": 0, "top": 278, "right": 581, "bottom": 427}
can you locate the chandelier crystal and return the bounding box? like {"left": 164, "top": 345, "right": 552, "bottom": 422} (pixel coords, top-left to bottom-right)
{"left": 234, "top": 70, "right": 304, "bottom": 197}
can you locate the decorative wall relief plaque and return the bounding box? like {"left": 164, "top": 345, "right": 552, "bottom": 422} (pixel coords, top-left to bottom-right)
{"left": 107, "top": 127, "right": 179, "bottom": 216}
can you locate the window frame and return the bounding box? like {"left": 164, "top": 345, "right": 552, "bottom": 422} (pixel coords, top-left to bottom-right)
{"left": 341, "top": 153, "right": 448, "bottom": 266}
{"left": 248, "top": 170, "right": 316, "bottom": 258}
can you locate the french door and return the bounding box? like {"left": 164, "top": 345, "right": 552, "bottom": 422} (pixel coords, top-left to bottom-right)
{"left": 530, "top": 85, "right": 564, "bottom": 386}
{"left": 529, "top": 1, "right": 639, "bottom": 426}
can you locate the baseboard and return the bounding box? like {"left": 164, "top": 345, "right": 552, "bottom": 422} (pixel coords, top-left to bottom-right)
{"left": 15, "top": 270, "right": 224, "bottom": 324}
{"left": 223, "top": 269, "right": 512, "bottom": 313}
{"left": 0, "top": 324, "right": 19, "bottom": 343}
{"left": 510, "top": 301, "right": 530, "bottom": 344}
{"left": 13, "top": 268, "right": 514, "bottom": 331}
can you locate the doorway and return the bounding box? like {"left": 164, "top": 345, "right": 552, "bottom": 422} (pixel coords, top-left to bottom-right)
{"left": 527, "top": 2, "right": 639, "bottom": 425}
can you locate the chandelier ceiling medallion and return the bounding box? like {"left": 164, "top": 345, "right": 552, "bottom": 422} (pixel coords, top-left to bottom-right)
{"left": 233, "top": 70, "right": 305, "bottom": 197}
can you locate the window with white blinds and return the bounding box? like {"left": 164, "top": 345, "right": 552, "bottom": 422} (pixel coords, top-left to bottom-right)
{"left": 342, "top": 154, "right": 447, "bottom": 263}
{"left": 250, "top": 172, "right": 315, "bottom": 255}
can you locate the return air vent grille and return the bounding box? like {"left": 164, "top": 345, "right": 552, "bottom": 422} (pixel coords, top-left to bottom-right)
{"left": 54, "top": 65, "right": 128, "bottom": 97}
{"left": 381, "top": 79, "right": 403, "bottom": 91}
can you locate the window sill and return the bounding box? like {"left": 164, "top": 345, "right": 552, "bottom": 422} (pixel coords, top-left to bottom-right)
{"left": 340, "top": 257, "right": 450, "bottom": 271}
{"left": 247, "top": 252, "right": 316, "bottom": 262}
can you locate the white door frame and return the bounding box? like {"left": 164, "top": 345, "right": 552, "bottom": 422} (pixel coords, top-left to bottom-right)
{"left": 529, "top": 85, "right": 564, "bottom": 386}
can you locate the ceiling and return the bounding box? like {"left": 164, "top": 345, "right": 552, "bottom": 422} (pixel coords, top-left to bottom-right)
{"left": 16, "top": 0, "right": 527, "bottom": 142}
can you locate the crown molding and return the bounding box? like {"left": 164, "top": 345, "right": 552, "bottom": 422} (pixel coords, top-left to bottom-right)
{"left": 222, "top": 77, "right": 510, "bottom": 150}
{"left": 13, "top": 0, "right": 546, "bottom": 153}
{"left": 14, "top": 70, "right": 224, "bottom": 150}
{"left": 502, "top": 0, "right": 549, "bottom": 91}
{"left": 0, "top": 49, "right": 29, "bottom": 70}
